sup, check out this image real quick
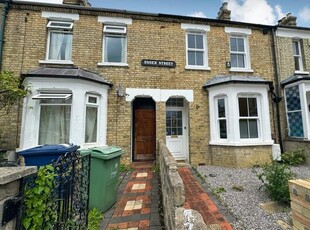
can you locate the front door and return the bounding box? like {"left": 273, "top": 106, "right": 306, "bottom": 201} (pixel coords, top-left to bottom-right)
{"left": 166, "top": 106, "right": 187, "bottom": 160}
{"left": 134, "top": 107, "right": 156, "bottom": 161}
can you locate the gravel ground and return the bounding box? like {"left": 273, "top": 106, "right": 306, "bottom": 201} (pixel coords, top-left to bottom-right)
{"left": 196, "top": 164, "right": 310, "bottom": 230}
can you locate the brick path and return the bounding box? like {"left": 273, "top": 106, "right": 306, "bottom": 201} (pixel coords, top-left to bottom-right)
{"left": 101, "top": 163, "right": 162, "bottom": 230}
{"left": 179, "top": 167, "right": 234, "bottom": 230}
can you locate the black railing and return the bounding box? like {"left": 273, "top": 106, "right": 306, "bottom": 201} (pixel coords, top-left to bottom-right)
{"left": 17, "top": 151, "right": 91, "bottom": 230}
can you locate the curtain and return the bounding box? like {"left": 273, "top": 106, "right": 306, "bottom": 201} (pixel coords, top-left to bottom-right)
{"left": 39, "top": 105, "right": 71, "bottom": 144}
{"left": 49, "top": 32, "right": 72, "bottom": 60}
{"left": 85, "top": 106, "right": 98, "bottom": 143}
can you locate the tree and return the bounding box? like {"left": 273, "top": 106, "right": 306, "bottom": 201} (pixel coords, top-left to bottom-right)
{"left": 0, "top": 71, "right": 28, "bottom": 110}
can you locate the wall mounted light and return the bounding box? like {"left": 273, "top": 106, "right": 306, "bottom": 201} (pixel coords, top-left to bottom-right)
{"left": 226, "top": 61, "right": 231, "bottom": 68}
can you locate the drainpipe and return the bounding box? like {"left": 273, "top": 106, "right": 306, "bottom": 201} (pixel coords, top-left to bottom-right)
{"left": 270, "top": 27, "right": 284, "bottom": 153}
{"left": 0, "top": 0, "right": 10, "bottom": 71}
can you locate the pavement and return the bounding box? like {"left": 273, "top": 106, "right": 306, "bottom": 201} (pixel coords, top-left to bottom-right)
{"left": 101, "top": 163, "right": 234, "bottom": 230}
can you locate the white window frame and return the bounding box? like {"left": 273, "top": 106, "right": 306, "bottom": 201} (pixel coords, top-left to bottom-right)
{"left": 40, "top": 20, "right": 74, "bottom": 65}
{"left": 229, "top": 35, "right": 251, "bottom": 71}
{"left": 215, "top": 96, "right": 228, "bottom": 141}
{"left": 84, "top": 94, "right": 100, "bottom": 144}
{"left": 292, "top": 40, "right": 304, "bottom": 73}
{"left": 237, "top": 95, "right": 260, "bottom": 140}
{"left": 208, "top": 84, "right": 273, "bottom": 146}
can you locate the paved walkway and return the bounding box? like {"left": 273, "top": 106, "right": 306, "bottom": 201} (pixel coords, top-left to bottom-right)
{"left": 179, "top": 167, "right": 234, "bottom": 230}
{"left": 100, "top": 163, "right": 162, "bottom": 229}
{"left": 101, "top": 164, "right": 234, "bottom": 229}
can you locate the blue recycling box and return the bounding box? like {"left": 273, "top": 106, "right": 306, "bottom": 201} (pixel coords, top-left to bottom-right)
{"left": 18, "top": 144, "right": 79, "bottom": 168}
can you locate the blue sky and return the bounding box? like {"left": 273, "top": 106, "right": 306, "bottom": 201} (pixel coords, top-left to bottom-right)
{"left": 19, "top": 0, "right": 310, "bottom": 27}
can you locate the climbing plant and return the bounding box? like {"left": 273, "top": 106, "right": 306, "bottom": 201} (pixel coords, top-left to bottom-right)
{"left": 22, "top": 164, "right": 58, "bottom": 230}
{"left": 0, "top": 71, "right": 28, "bottom": 110}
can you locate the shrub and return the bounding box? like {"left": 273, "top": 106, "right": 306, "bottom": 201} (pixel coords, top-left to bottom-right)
{"left": 255, "top": 161, "right": 295, "bottom": 204}
{"left": 281, "top": 149, "right": 306, "bottom": 165}
{"left": 88, "top": 208, "right": 103, "bottom": 230}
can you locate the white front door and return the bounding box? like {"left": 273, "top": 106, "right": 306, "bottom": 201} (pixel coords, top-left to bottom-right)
{"left": 166, "top": 107, "right": 188, "bottom": 160}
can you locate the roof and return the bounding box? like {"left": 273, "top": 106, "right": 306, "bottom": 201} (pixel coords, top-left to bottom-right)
{"left": 203, "top": 75, "right": 272, "bottom": 88}
{"left": 22, "top": 67, "right": 113, "bottom": 87}
{"left": 281, "top": 74, "right": 310, "bottom": 87}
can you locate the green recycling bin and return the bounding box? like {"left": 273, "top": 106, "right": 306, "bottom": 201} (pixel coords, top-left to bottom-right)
{"left": 80, "top": 146, "right": 123, "bottom": 212}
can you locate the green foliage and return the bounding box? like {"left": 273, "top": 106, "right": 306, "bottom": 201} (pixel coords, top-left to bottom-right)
{"left": 212, "top": 187, "right": 226, "bottom": 199}
{"left": 22, "top": 164, "right": 57, "bottom": 230}
{"left": 87, "top": 208, "right": 103, "bottom": 230}
{"left": 119, "top": 163, "right": 132, "bottom": 173}
{"left": 0, "top": 71, "right": 28, "bottom": 110}
{"left": 254, "top": 161, "right": 295, "bottom": 204}
{"left": 281, "top": 149, "right": 306, "bottom": 165}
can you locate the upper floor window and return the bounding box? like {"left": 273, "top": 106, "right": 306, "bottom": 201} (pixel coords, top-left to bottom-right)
{"left": 186, "top": 32, "right": 207, "bottom": 68}
{"left": 292, "top": 40, "right": 304, "bottom": 72}
{"left": 103, "top": 25, "right": 127, "bottom": 64}
{"left": 46, "top": 21, "right": 73, "bottom": 62}
{"left": 225, "top": 27, "right": 252, "bottom": 72}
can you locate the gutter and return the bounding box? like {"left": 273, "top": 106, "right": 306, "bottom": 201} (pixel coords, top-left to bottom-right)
{"left": 270, "top": 27, "right": 284, "bottom": 153}
{"left": 0, "top": 0, "right": 9, "bottom": 71}
{"left": 203, "top": 80, "right": 272, "bottom": 89}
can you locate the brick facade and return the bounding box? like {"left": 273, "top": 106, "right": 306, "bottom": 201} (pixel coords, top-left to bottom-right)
{"left": 0, "top": 3, "right": 276, "bottom": 167}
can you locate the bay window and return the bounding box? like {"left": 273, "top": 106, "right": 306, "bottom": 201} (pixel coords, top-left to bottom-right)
{"left": 238, "top": 97, "right": 259, "bottom": 139}
{"left": 85, "top": 95, "right": 99, "bottom": 143}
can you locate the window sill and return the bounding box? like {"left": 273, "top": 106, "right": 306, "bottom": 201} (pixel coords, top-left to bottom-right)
{"left": 97, "top": 62, "right": 129, "bottom": 67}
{"left": 294, "top": 71, "right": 309, "bottom": 75}
{"left": 185, "top": 66, "right": 211, "bottom": 71}
{"left": 39, "top": 60, "right": 74, "bottom": 65}
{"left": 229, "top": 68, "right": 254, "bottom": 73}
{"left": 209, "top": 140, "right": 274, "bottom": 146}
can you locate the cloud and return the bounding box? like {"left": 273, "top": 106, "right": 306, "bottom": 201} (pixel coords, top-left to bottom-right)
{"left": 299, "top": 6, "right": 310, "bottom": 22}
{"left": 275, "top": 4, "right": 285, "bottom": 21}
{"left": 224, "top": 0, "right": 277, "bottom": 25}
{"left": 188, "top": 11, "right": 207, "bottom": 18}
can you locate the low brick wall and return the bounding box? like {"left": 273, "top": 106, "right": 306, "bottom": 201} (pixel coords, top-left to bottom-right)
{"left": 0, "top": 167, "right": 36, "bottom": 230}
{"left": 284, "top": 140, "right": 310, "bottom": 165}
{"left": 158, "top": 140, "right": 207, "bottom": 230}
{"left": 288, "top": 179, "right": 310, "bottom": 229}
{"left": 209, "top": 145, "right": 272, "bottom": 168}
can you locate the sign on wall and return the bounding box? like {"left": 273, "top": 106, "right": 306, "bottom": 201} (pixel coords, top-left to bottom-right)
{"left": 141, "top": 59, "right": 176, "bottom": 68}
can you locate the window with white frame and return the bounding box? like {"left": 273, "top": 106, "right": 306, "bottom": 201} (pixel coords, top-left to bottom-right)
{"left": 207, "top": 83, "right": 272, "bottom": 146}
{"left": 230, "top": 35, "right": 248, "bottom": 69}
{"left": 292, "top": 40, "right": 304, "bottom": 72}
{"left": 238, "top": 97, "right": 259, "bottom": 139}
{"left": 216, "top": 97, "right": 227, "bottom": 139}
{"left": 34, "top": 93, "right": 72, "bottom": 144}
{"left": 103, "top": 25, "right": 127, "bottom": 63}
{"left": 85, "top": 95, "right": 99, "bottom": 143}
{"left": 186, "top": 32, "right": 207, "bottom": 67}
{"left": 46, "top": 21, "right": 73, "bottom": 61}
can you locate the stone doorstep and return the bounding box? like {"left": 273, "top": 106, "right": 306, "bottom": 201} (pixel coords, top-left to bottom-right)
{"left": 259, "top": 201, "right": 290, "bottom": 214}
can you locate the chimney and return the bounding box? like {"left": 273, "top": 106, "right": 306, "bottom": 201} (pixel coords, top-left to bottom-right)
{"left": 217, "top": 2, "right": 231, "bottom": 21}
{"left": 63, "top": 0, "right": 91, "bottom": 7}
{"left": 278, "top": 13, "right": 297, "bottom": 26}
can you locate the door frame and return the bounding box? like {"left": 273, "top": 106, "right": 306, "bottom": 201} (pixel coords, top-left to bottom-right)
{"left": 131, "top": 97, "right": 156, "bottom": 162}
{"left": 165, "top": 99, "right": 189, "bottom": 161}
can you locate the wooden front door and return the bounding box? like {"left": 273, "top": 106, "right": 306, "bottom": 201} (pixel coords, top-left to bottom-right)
{"left": 134, "top": 108, "right": 156, "bottom": 161}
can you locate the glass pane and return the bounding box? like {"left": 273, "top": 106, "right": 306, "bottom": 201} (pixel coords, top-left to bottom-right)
{"left": 292, "top": 41, "right": 299, "bottom": 55}
{"left": 287, "top": 112, "right": 304, "bottom": 137}
{"left": 238, "top": 98, "right": 248, "bottom": 116}
{"left": 196, "top": 34, "right": 203, "bottom": 49}
{"left": 166, "top": 98, "right": 184, "bottom": 107}
{"left": 237, "top": 38, "right": 244, "bottom": 52}
{"left": 219, "top": 120, "right": 227, "bottom": 139}
{"left": 230, "top": 37, "right": 237, "bottom": 51}
{"left": 105, "top": 36, "right": 125, "bottom": 63}
{"left": 39, "top": 105, "right": 71, "bottom": 144}
{"left": 294, "top": 57, "right": 300, "bottom": 71}
{"left": 285, "top": 86, "right": 301, "bottom": 111}
{"left": 230, "top": 54, "right": 237, "bottom": 67}
{"left": 177, "top": 128, "right": 183, "bottom": 135}
{"left": 88, "top": 96, "right": 97, "bottom": 104}
{"left": 218, "top": 98, "right": 225, "bottom": 118}
{"left": 237, "top": 54, "right": 245, "bottom": 68}
{"left": 239, "top": 120, "right": 248, "bottom": 138}
{"left": 85, "top": 107, "right": 98, "bottom": 143}
{"left": 171, "top": 128, "right": 177, "bottom": 135}
{"left": 49, "top": 32, "right": 72, "bottom": 60}
{"left": 249, "top": 119, "right": 258, "bottom": 138}
{"left": 166, "top": 128, "right": 171, "bottom": 136}
{"left": 188, "top": 34, "right": 196, "bottom": 48}
{"left": 196, "top": 52, "right": 204, "bottom": 66}
{"left": 248, "top": 98, "right": 258, "bottom": 116}
{"left": 188, "top": 51, "right": 195, "bottom": 65}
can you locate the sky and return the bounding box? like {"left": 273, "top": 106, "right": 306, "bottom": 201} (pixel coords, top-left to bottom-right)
{"left": 18, "top": 0, "right": 310, "bottom": 27}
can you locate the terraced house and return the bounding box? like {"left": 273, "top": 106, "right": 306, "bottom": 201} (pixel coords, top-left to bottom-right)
{"left": 0, "top": 0, "right": 297, "bottom": 167}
